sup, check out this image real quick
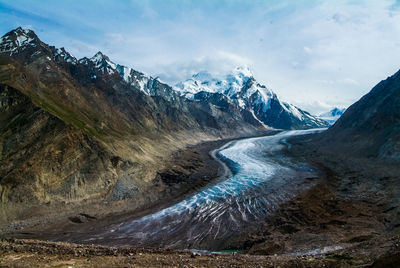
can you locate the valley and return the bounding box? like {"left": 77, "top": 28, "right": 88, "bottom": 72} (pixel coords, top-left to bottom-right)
{"left": 2, "top": 128, "right": 400, "bottom": 267}
{"left": 6, "top": 130, "right": 323, "bottom": 249}
{"left": 1, "top": 24, "right": 400, "bottom": 267}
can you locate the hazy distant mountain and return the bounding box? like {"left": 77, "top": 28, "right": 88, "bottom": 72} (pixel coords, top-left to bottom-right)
{"left": 175, "top": 67, "right": 329, "bottom": 130}
{"left": 318, "top": 107, "right": 346, "bottom": 125}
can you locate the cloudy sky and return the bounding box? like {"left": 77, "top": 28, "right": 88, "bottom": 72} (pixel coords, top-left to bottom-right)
{"left": 1, "top": 0, "right": 400, "bottom": 114}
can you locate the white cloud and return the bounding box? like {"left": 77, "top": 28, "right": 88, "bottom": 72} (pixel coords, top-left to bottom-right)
{"left": 152, "top": 51, "right": 251, "bottom": 83}
{"left": 303, "top": 46, "right": 312, "bottom": 53}
{"left": 5, "top": 0, "right": 400, "bottom": 114}
{"left": 99, "top": 0, "right": 400, "bottom": 114}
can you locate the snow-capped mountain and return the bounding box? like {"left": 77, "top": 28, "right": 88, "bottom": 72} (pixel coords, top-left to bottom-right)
{"left": 76, "top": 51, "right": 178, "bottom": 102}
{"left": 175, "top": 67, "right": 329, "bottom": 130}
{"left": 0, "top": 27, "right": 38, "bottom": 55}
{"left": 0, "top": 27, "right": 268, "bottom": 208}
{"left": 319, "top": 107, "right": 346, "bottom": 125}
{"left": 175, "top": 67, "right": 255, "bottom": 101}
{"left": 0, "top": 27, "right": 326, "bottom": 130}
{"left": 0, "top": 27, "right": 173, "bottom": 101}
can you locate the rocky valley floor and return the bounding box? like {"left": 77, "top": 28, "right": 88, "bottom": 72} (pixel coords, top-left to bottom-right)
{"left": 2, "top": 237, "right": 400, "bottom": 267}
{"left": 2, "top": 132, "right": 400, "bottom": 267}
{"left": 0, "top": 137, "right": 239, "bottom": 235}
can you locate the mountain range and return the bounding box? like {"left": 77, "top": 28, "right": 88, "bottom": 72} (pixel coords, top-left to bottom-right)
{"left": 0, "top": 27, "right": 327, "bottom": 211}
{"left": 2, "top": 26, "right": 400, "bottom": 264}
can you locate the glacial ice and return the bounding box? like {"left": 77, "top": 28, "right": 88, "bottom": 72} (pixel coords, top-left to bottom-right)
{"left": 85, "top": 129, "right": 326, "bottom": 249}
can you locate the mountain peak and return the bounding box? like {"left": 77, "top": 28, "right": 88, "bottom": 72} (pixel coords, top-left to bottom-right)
{"left": 175, "top": 66, "right": 329, "bottom": 129}
{"left": 0, "top": 27, "right": 39, "bottom": 55}
{"left": 54, "top": 47, "right": 77, "bottom": 64}
{"left": 233, "top": 65, "right": 253, "bottom": 78}
{"left": 318, "top": 107, "right": 346, "bottom": 125}
{"left": 91, "top": 51, "right": 111, "bottom": 62}
{"left": 175, "top": 66, "right": 258, "bottom": 99}
{"left": 192, "top": 70, "right": 213, "bottom": 81}
{"left": 3, "top": 27, "right": 38, "bottom": 41}
{"left": 14, "top": 27, "right": 35, "bottom": 35}
{"left": 93, "top": 51, "right": 104, "bottom": 57}
{"left": 320, "top": 107, "right": 346, "bottom": 117}
{"left": 330, "top": 107, "right": 346, "bottom": 116}
{"left": 188, "top": 66, "right": 253, "bottom": 83}
{"left": 89, "top": 51, "right": 117, "bottom": 74}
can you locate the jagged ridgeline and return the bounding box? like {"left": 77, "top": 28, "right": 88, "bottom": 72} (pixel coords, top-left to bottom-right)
{"left": 0, "top": 27, "right": 327, "bottom": 207}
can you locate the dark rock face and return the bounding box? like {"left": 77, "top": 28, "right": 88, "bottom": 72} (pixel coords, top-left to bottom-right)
{"left": 0, "top": 27, "right": 265, "bottom": 208}
{"left": 193, "top": 91, "right": 232, "bottom": 112}
{"left": 316, "top": 69, "right": 400, "bottom": 160}
{"left": 190, "top": 91, "right": 264, "bottom": 131}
